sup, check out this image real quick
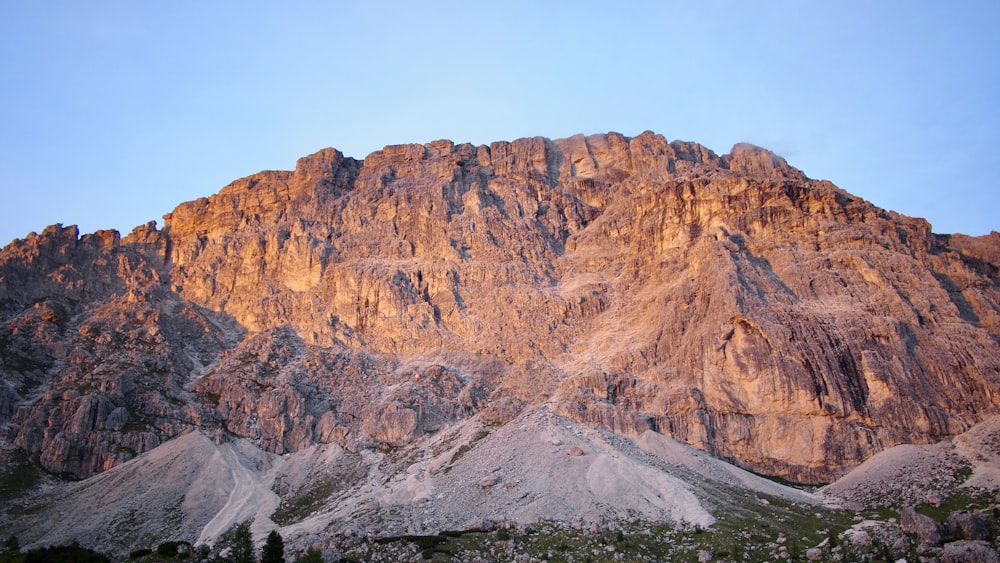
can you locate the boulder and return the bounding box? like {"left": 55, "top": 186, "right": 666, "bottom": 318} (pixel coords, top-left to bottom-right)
{"left": 900, "top": 506, "right": 941, "bottom": 546}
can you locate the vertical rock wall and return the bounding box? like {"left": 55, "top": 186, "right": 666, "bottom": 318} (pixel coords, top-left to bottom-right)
{"left": 1, "top": 132, "right": 997, "bottom": 483}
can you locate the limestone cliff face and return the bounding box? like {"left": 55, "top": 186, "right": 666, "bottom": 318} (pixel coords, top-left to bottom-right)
{"left": 0, "top": 223, "right": 239, "bottom": 476}
{"left": 1, "top": 132, "right": 998, "bottom": 483}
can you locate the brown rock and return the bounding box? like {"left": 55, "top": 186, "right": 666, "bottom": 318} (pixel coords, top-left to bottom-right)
{"left": 1, "top": 131, "right": 999, "bottom": 483}
{"left": 942, "top": 540, "right": 1000, "bottom": 563}
{"left": 946, "top": 510, "right": 992, "bottom": 541}
{"left": 901, "top": 506, "right": 942, "bottom": 546}
{"left": 480, "top": 397, "right": 525, "bottom": 425}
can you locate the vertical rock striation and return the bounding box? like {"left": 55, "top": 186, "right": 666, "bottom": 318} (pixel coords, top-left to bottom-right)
{"left": 1, "top": 131, "right": 997, "bottom": 483}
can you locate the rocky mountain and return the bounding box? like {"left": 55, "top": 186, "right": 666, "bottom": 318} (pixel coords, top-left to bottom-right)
{"left": 3, "top": 130, "right": 1000, "bottom": 560}
{"left": 1, "top": 130, "right": 998, "bottom": 492}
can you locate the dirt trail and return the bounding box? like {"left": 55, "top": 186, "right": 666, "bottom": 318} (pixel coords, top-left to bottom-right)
{"left": 196, "top": 442, "right": 280, "bottom": 546}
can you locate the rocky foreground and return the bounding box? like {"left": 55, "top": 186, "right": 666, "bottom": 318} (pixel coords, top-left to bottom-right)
{"left": 0, "top": 131, "right": 998, "bottom": 558}
{"left": 2, "top": 408, "right": 999, "bottom": 561}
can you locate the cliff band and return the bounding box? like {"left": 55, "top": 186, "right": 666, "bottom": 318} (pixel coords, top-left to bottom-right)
{"left": 1, "top": 131, "right": 998, "bottom": 484}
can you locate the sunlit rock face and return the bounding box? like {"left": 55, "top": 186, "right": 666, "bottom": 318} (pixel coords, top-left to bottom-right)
{"left": 1, "top": 131, "right": 998, "bottom": 483}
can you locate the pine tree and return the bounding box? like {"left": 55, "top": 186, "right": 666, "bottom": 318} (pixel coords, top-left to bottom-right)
{"left": 2, "top": 535, "right": 18, "bottom": 553}
{"left": 229, "top": 522, "right": 255, "bottom": 563}
{"left": 261, "top": 529, "right": 285, "bottom": 563}
{"left": 295, "top": 547, "right": 323, "bottom": 563}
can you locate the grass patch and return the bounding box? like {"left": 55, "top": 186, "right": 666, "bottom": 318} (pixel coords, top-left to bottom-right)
{"left": 339, "top": 499, "right": 874, "bottom": 563}
{"left": 376, "top": 532, "right": 471, "bottom": 559}
{"left": 271, "top": 478, "right": 341, "bottom": 525}
{"left": 914, "top": 490, "right": 995, "bottom": 522}
{"left": 0, "top": 450, "right": 42, "bottom": 503}
{"left": 271, "top": 461, "right": 367, "bottom": 525}
{"left": 442, "top": 429, "right": 490, "bottom": 474}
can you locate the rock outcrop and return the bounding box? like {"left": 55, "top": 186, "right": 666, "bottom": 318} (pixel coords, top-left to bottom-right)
{"left": 1, "top": 131, "right": 998, "bottom": 483}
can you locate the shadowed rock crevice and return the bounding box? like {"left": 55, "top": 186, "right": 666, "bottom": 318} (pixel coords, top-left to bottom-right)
{"left": 932, "top": 270, "right": 981, "bottom": 325}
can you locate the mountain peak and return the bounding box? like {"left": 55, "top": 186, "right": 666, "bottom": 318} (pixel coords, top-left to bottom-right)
{"left": 2, "top": 130, "right": 999, "bottom": 557}
{"left": 1, "top": 130, "right": 997, "bottom": 490}
{"left": 723, "top": 142, "right": 800, "bottom": 180}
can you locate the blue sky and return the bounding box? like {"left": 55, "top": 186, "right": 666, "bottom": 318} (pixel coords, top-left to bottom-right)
{"left": 1, "top": 1, "right": 997, "bottom": 246}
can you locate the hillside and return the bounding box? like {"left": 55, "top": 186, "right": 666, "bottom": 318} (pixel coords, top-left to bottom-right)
{"left": 0, "top": 131, "right": 998, "bottom": 557}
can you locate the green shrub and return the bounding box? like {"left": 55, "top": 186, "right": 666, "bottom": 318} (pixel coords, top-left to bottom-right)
{"left": 295, "top": 547, "right": 323, "bottom": 563}
{"left": 156, "top": 541, "right": 180, "bottom": 556}
{"left": 261, "top": 530, "right": 284, "bottom": 563}
{"left": 22, "top": 542, "right": 109, "bottom": 563}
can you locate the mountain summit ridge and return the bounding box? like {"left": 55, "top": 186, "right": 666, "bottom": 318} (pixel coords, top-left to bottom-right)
{"left": 1, "top": 131, "right": 998, "bottom": 488}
